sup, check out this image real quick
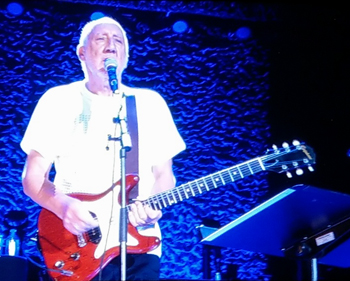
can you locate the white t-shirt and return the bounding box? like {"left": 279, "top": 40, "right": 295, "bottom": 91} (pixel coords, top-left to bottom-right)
{"left": 21, "top": 80, "right": 186, "bottom": 256}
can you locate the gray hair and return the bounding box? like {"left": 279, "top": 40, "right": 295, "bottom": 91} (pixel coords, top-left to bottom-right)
{"left": 76, "top": 16, "right": 129, "bottom": 76}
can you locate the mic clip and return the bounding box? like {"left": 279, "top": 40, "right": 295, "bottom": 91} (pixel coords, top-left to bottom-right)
{"left": 110, "top": 117, "right": 132, "bottom": 152}
{"left": 108, "top": 134, "right": 120, "bottom": 142}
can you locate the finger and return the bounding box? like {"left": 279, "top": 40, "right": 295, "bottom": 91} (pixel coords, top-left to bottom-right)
{"left": 135, "top": 201, "right": 148, "bottom": 221}
{"left": 73, "top": 223, "right": 85, "bottom": 234}
{"left": 64, "top": 211, "right": 98, "bottom": 234}
{"left": 63, "top": 221, "right": 82, "bottom": 235}
{"left": 129, "top": 203, "right": 143, "bottom": 224}
{"left": 137, "top": 203, "right": 162, "bottom": 225}
{"left": 144, "top": 205, "right": 162, "bottom": 221}
{"left": 129, "top": 202, "right": 162, "bottom": 226}
{"left": 128, "top": 209, "right": 139, "bottom": 227}
{"left": 85, "top": 212, "right": 99, "bottom": 228}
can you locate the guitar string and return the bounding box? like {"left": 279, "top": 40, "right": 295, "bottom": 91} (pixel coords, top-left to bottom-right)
{"left": 138, "top": 146, "right": 312, "bottom": 210}
{"left": 84, "top": 146, "right": 312, "bottom": 231}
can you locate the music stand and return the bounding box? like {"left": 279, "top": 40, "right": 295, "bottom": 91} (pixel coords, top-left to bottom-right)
{"left": 200, "top": 184, "right": 350, "bottom": 280}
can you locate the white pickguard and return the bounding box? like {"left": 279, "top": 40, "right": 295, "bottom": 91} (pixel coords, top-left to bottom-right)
{"left": 81, "top": 187, "right": 139, "bottom": 259}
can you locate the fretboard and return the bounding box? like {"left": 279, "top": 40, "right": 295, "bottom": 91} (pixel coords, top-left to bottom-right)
{"left": 135, "top": 157, "right": 265, "bottom": 211}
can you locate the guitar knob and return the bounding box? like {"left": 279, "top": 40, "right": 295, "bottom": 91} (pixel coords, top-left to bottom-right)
{"left": 70, "top": 252, "right": 80, "bottom": 261}
{"left": 55, "top": 260, "right": 65, "bottom": 269}
{"left": 296, "top": 168, "right": 304, "bottom": 176}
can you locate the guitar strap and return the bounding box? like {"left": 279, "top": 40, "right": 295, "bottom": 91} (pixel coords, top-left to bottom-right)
{"left": 125, "top": 95, "right": 139, "bottom": 199}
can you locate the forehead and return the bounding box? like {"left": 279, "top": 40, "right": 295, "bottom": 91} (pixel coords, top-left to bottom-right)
{"left": 89, "top": 23, "right": 124, "bottom": 38}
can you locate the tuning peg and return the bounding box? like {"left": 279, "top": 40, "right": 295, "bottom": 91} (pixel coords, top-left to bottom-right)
{"left": 296, "top": 168, "right": 304, "bottom": 176}
{"left": 308, "top": 166, "right": 314, "bottom": 172}
{"left": 286, "top": 172, "right": 292, "bottom": 178}
{"left": 272, "top": 144, "right": 278, "bottom": 151}
{"left": 292, "top": 140, "right": 300, "bottom": 146}
{"left": 282, "top": 142, "right": 291, "bottom": 152}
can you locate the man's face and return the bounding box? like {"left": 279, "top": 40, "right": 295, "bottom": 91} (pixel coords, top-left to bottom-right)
{"left": 79, "top": 23, "right": 126, "bottom": 79}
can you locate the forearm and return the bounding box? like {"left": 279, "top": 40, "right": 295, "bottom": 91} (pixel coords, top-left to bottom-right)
{"left": 22, "top": 174, "right": 71, "bottom": 220}
{"left": 22, "top": 150, "right": 72, "bottom": 220}
{"left": 152, "top": 159, "right": 176, "bottom": 194}
{"left": 22, "top": 159, "right": 97, "bottom": 235}
{"left": 128, "top": 159, "right": 175, "bottom": 227}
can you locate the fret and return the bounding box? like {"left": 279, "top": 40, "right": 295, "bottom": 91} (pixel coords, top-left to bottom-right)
{"left": 247, "top": 162, "right": 253, "bottom": 174}
{"left": 249, "top": 158, "right": 264, "bottom": 174}
{"left": 189, "top": 182, "right": 195, "bottom": 196}
{"left": 152, "top": 197, "right": 162, "bottom": 210}
{"left": 170, "top": 190, "right": 177, "bottom": 204}
{"left": 218, "top": 172, "right": 225, "bottom": 185}
{"left": 236, "top": 165, "right": 244, "bottom": 178}
{"left": 146, "top": 198, "right": 152, "bottom": 210}
{"left": 176, "top": 187, "right": 183, "bottom": 201}
{"left": 227, "top": 169, "right": 235, "bottom": 182}
{"left": 257, "top": 157, "right": 265, "bottom": 170}
{"left": 195, "top": 180, "right": 202, "bottom": 194}
{"left": 197, "top": 179, "right": 209, "bottom": 192}
{"left": 210, "top": 175, "right": 217, "bottom": 188}
{"left": 182, "top": 185, "right": 189, "bottom": 199}
{"left": 165, "top": 192, "right": 171, "bottom": 205}
{"left": 154, "top": 199, "right": 161, "bottom": 211}
{"left": 161, "top": 194, "right": 167, "bottom": 208}
{"left": 203, "top": 178, "right": 210, "bottom": 191}
{"left": 229, "top": 167, "right": 241, "bottom": 180}
{"left": 183, "top": 184, "right": 190, "bottom": 199}
{"left": 146, "top": 198, "right": 153, "bottom": 210}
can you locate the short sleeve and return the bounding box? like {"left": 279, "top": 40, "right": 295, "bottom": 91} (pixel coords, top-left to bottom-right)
{"left": 20, "top": 84, "right": 79, "bottom": 161}
{"left": 135, "top": 89, "right": 186, "bottom": 166}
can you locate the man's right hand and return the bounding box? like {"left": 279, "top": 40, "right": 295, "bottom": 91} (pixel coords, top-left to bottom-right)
{"left": 61, "top": 195, "right": 99, "bottom": 235}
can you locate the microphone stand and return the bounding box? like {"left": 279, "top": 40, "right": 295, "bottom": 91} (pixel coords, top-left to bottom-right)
{"left": 109, "top": 79, "right": 131, "bottom": 281}
{"left": 117, "top": 99, "right": 131, "bottom": 281}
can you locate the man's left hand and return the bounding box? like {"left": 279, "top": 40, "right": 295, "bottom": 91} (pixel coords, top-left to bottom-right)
{"left": 128, "top": 200, "right": 162, "bottom": 227}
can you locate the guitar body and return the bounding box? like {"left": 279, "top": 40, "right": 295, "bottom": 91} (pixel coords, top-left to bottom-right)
{"left": 38, "top": 174, "right": 161, "bottom": 281}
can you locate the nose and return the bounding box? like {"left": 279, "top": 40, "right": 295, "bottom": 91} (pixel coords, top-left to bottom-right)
{"left": 105, "top": 38, "right": 116, "bottom": 53}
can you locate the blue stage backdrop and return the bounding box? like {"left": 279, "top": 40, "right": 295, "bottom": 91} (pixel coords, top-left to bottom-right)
{"left": 0, "top": 1, "right": 272, "bottom": 280}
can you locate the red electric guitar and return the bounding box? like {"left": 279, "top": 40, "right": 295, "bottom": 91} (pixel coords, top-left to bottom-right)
{"left": 38, "top": 141, "right": 315, "bottom": 281}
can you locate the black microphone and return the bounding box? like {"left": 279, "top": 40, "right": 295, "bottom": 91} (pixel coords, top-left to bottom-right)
{"left": 104, "top": 58, "right": 118, "bottom": 92}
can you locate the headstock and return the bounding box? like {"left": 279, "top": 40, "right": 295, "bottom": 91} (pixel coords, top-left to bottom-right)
{"left": 262, "top": 140, "right": 315, "bottom": 177}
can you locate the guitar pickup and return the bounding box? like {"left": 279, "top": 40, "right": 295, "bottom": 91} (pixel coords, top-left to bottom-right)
{"left": 88, "top": 226, "right": 102, "bottom": 244}
{"left": 87, "top": 211, "right": 102, "bottom": 244}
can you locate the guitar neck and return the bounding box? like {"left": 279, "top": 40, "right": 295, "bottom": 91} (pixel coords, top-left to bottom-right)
{"left": 140, "top": 157, "right": 265, "bottom": 211}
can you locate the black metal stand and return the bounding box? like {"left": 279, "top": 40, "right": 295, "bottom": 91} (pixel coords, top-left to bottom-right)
{"left": 119, "top": 146, "right": 129, "bottom": 281}
{"left": 200, "top": 184, "right": 350, "bottom": 280}
{"left": 109, "top": 89, "right": 132, "bottom": 281}
{"left": 115, "top": 99, "right": 132, "bottom": 281}
{"left": 102, "top": 61, "right": 132, "bottom": 281}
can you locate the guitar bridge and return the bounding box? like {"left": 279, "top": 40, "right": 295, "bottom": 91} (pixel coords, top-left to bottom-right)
{"left": 77, "top": 234, "right": 87, "bottom": 247}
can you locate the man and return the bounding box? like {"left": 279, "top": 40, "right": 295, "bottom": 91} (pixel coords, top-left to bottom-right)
{"left": 21, "top": 16, "right": 186, "bottom": 280}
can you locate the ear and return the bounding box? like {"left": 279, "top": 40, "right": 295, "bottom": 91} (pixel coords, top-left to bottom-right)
{"left": 77, "top": 46, "right": 86, "bottom": 61}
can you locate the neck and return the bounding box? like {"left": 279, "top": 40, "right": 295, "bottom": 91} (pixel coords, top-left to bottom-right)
{"left": 85, "top": 75, "right": 116, "bottom": 97}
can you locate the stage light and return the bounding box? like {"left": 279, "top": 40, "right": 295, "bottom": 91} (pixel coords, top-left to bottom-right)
{"left": 236, "top": 27, "right": 251, "bottom": 39}
{"left": 90, "top": 11, "right": 105, "bottom": 20}
{"left": 7, "top": 2, "right": 24, "bottom": 16}
{"left": 172, "top": 20, "right": 188, "bottom": 33}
